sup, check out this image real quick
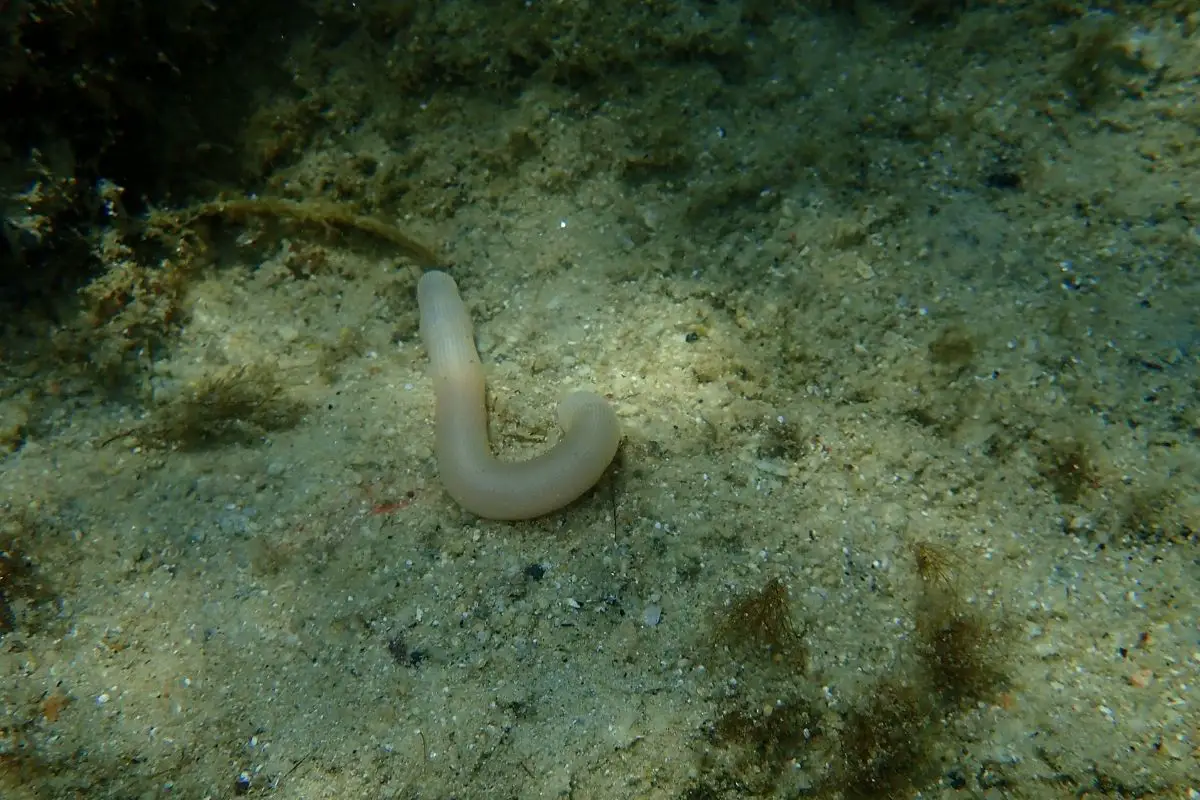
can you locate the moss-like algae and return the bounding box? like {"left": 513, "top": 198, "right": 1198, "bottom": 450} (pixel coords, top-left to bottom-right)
{"left": 114, "top": 364, "right": 305, "bottom": 450}
{"left": 715, "top": 577, "right": 808, "bottom": 670}
{"left": 694, "top": 542, "right": 1012, "bottom": 798}
{"left": 0, "top": 509, "right": 55, "bottom": 638}
{"left": 172, "top": 196, "right": 442, "bottom": 268}
{"left": 1036, "top": 434, "right": 1099, "bottom": 505}
{"left": 1060, "top": 15, "right": 1128, "bottom": 110}
{"left": 834, "top": 679, "right": 937, "bottom": 800}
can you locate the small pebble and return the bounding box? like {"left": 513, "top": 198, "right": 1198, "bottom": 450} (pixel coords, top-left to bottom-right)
{"left": 1128, "top": 668, "right": 1154, "bottom": 688}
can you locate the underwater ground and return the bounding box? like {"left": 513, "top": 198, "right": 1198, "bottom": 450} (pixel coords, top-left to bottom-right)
{"left": 1, "top": 0, "right": 1198, "bottom": 797}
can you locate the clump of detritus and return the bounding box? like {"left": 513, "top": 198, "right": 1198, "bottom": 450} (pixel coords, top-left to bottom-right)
{"left": 0, "top": 509, "right": 58, "bottom": 639}
{"left": 107, "top": 364, "right": 305, "bottom": 450}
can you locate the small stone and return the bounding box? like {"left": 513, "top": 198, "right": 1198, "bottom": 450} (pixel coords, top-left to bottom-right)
{"left": 1128, "top": 668, "right": 1154, "bottom": 688}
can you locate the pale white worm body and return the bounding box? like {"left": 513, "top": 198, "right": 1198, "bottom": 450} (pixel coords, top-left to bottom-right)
{"left": 417, "top": 271, "right": 620, "bottom": 520}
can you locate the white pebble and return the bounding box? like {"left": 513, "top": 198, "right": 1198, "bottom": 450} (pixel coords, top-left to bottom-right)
{"left": 642, "top": 605, "right": 662, "bottom": 627}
